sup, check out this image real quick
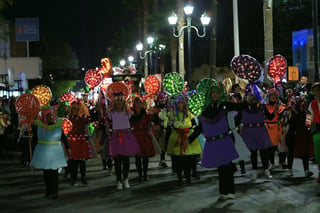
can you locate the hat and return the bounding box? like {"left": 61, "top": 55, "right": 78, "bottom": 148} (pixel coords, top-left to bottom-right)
{"left": 312, "top": 82, "right": 320, "bottom": 90}
{"left": 106, "top": 82, "right": 130, "bottom": 101}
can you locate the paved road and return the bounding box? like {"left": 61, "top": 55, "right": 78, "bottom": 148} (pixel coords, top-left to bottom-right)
{"left": 1, "top": 150, "right": 320, "bottom": 213}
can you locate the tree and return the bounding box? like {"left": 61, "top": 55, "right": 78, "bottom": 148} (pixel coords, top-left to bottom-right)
{"left": 30, "top": 36, "right": 79, "bottom": 99}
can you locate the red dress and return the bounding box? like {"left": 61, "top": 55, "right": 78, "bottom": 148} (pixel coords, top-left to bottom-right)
{"left": 131, "top": 112, "right": 156, "bottom": 157}
{"left": 292, "top": 112, "right": 314, "bottom": 158}
{"left": 68, "top": 116, "right": 92, "bottom": 160}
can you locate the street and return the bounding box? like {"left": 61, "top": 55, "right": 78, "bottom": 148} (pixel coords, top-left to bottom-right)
{"left": 1, "top": 150, "right": 320, "bottom": 213}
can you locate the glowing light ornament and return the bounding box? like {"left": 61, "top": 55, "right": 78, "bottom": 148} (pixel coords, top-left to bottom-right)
{"left": 31, "top": 85, "right": 52, "bottom": 107}
{"left": 144, "top": 75, "right": 161, "bottom": 95}
{"left": 188, "top": 93, "right": 205, "bottom": 116}
{"left": 60, "top": 92, "right": 76, "bottom": 106}
{"left": 98, "top": 57, "right": 113, "bottom": 78}
{"left": 106, "top": 81, "right": 130, "bottom": 101}
{"left": 267, "top": 54, "right": 287, "bottom": 83}
{"left": 84, "top": 69, "right": 103, "bottom": 89}
{"left": 230, "top": 55, "right": 262, "bottom": 83}
{"left": 196, "top": 78, "right": 218, "bottom": 95}
{"left": 15, "top": 94, "right": 41, "bottom": 119}
{"left": 62, "top": 117, "right": 73, "bottom": 135}
{"left": 163, "top": 72, "right": 184, "bottom": 95}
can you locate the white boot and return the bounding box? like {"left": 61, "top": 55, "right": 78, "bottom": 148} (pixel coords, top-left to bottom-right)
{"left": 251, "top": 170, "right": 258, "bottom": 181}
{"left": 123, "top": 178, "right": 130, "bottom": 189}
{"left": 287, "top": 169, "right": 293, "bottom": 177}
{"left": 304, "top": 170, "right": 313, "bottom": 178}
{"left": 117, "top": 181, "right": 123, "bottom": 190}
{"left": 264, "top": 169, "right": 272, "bottom": 179}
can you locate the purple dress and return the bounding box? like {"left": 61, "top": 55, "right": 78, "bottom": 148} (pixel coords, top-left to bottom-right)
{"left": 108, "top": 111, "right": 141, "bottom": 157}
{"left": 199, "top": 109, "right": 239, "bottom": 168}
{"left": 240, "top": 107, "right": 273, "bottom": 151}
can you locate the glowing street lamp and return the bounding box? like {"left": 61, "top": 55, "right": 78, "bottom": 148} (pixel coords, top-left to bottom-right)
{"left": 168, "top": 4, "right": 211, "bottom": 83}
{"left": 120, "top": 59, "right": 126, "bottom": 67}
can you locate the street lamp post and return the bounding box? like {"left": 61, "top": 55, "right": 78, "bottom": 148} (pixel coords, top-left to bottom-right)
{"left": 168, "top": 4, "right": 211, "bottom": 83}
{"left": 136, "top": 36, "right": 163, "bottom": 77}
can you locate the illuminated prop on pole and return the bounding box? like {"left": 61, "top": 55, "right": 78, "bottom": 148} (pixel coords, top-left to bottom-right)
{"left": 60, "top": 92, "right": 76, "bottom": 106}
{"left": 15, "top": 93, "right": 41, "bottom": 161}
{"left": 188, "top": 93, "right": 205, "bottom": 116}
{"left": 267, "top": 54, "right": 287, "bottom": 83}
{"left": 62, "top": 117, "right": 73, "bottom": 135}
{"left": 144, "top": 75, "right": 161, "bottom": 95}
{"left": 230, "top": 55, "right": 262, "bottom": 83}
{"left": 31, "top": 85, "right": 52, "bottom": 107}
{"left": 163, "top": 72, "right": 184, "bottom": 95}
{"left": 84, "top": 69, "right": 103, "bottom": 89}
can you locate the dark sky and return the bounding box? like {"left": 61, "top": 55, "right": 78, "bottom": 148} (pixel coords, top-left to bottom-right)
{"left": 4, "top": 0, "right": 265, "bottom": 69}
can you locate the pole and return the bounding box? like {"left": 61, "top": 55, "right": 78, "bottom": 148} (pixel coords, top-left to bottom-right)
{"left": 232, "top": 0, "right": 240, "bottom": 56}
{"left": 187, "top": 16, "right": 192, "bottom": 84}
{"left": 26, "top": 41, "right": 30, "bottom": 57}
{"left": 149, "top": 52, "right": 153, "bottom": 75}
{"left": 312, "top": 0, "right": 319, "bottom": 82}
{"left": 233, "top": 0, "right": 240, "bottom": 83}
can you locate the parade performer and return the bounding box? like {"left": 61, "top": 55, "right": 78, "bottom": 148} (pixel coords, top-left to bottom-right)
{"left": 240, "top": 85, "right": 274, "bottom": 180}
{"left": 154, "top": 92, "right": 170, "bottom": 168}
{"left": 67, "top": 101, "right": 91, "bottom": 186}
{"left": 106, "top": 82, "right": 141, "bottom": 190}
{"left": 286, "top": 95, "right": 314, "bottom": 177}
{"left": 94, "top": 90, "right": 113, "bottom": 175}
{"left": 166, "top": 94, "right": 202, "bottom": 185}
{"left": 131, "top": 96, "right": 159, "bottom": 182}
{"left": 307, "top": 82, "right": 320, "bottom": 183}
{"left": 186, "top": 81, "right": 242, "bottom": 200}
{"left": 30, "top": 108, "right": 70, "bottom": 199}
{"left": 264, "top": 88, "right": 285, "bottom": 171}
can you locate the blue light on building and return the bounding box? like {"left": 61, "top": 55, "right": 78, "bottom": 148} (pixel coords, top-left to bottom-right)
{"left": 292, "top": 29, "right": 313, "bottom": 76}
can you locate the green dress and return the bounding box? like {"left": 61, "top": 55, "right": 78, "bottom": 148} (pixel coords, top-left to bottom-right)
{"left": 166, "top": 111, "right": 202, "bottom": 156}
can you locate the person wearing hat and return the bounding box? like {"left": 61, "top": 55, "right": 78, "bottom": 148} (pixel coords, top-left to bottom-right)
{"left": 130, "top": 96, "right": 160, "bottom": 182}
{"left": 67, "top": 101, "right": 92, "bottom": 186}
{"left": 30, "top": 108, "right": 70, "bottom": 199}
{"left": 106, "top": 83, "right": 141, "bottom": 190}
{"left": 166, "top": 94, "right": 202, "bottom": 185}
{"left": 240, "top": 85, "right": 274, "bottom": 180}
{"left": 285, "top": 94, "right": 314, "bottom": 177}
{"left": 307, "top": 82, "right": 320, "bottom": 184}
{"left": 185, "top": 82, "right": 244, "bottom": 201}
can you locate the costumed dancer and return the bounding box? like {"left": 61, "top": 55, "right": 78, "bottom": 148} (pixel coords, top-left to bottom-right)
{"left": 131, "top": 96, "right": 160, "bottom": 182}
{"left": 307, "top": 82, "right": 320, "bottom": 183}
{"left": 106, "top": 82, "right": 141, "bottom": 190}
{"left": 30, "top": 108, "right": 70, "bottom": 199}
{"left": 67, "top": 101, "right": 92, "bottom": 186}
{"left": 264, "top": 88, "right": 286, "bottom": 171}
{"left": 166, "top": 94, "right": 202, "bottom": 185}
{"left": 154, "top": 91, "right": 170, "bottom": 168}
{"left": 229, "top": 86, "right": 248, "bottom": 174}
{"left": 286, "top": 95, "right": 314, "bottom": 177}
{"left": 186, "top": 82, "right": 242, "bottom": 200}
{"left": 94, "top": 90, "right": 113, "bottom": 175}
{"left": 240, "top": 84, "right": 274, "bottom": 180}
{"left": 56, "top": 100, "right": 71, "bottom": 178}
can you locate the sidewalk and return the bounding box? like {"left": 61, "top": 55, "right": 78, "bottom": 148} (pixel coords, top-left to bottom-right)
{"left": 1, "top": 150, "right": 320, "bottom": 213}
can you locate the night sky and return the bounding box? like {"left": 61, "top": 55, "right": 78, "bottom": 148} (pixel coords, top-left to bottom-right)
{"left": 4, "top": 0, "right": 266, "bottom": 69}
